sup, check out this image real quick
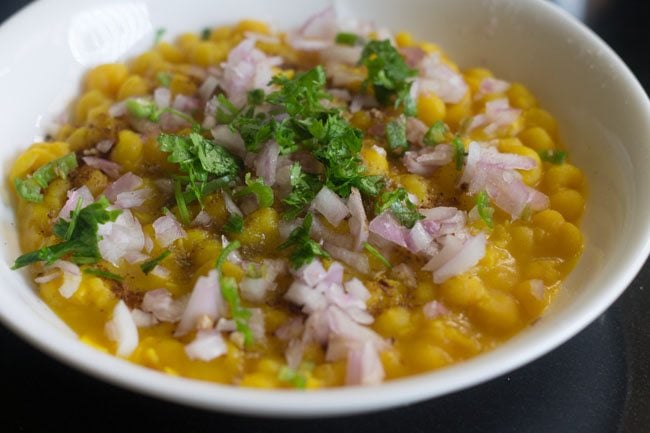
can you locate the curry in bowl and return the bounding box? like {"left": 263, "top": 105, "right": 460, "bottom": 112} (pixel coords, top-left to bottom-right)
{"left": 9, "top": 8, "right": 586, "bottom": 389}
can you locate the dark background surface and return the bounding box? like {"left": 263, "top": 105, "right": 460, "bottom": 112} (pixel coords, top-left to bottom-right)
{"left": 1, "top": 0, "right": 649, "bottom": 432}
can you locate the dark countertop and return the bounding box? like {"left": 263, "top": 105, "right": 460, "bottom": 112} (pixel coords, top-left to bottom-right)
{"left": 1, "top": 1, "right": 649, "bottom": 432}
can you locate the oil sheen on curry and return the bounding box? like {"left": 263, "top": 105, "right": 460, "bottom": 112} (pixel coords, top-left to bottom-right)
{"left": 9, "top": 8, "right": 586, "bottom": 389}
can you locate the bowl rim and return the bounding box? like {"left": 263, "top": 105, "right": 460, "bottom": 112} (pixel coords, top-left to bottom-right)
{"left": 1, "top": 0, "right": 649, "bottom": 418}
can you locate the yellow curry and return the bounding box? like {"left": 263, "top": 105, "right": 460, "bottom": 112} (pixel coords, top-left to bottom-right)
{"left": 9, "top": 10, "right": 585, "bottom": 389}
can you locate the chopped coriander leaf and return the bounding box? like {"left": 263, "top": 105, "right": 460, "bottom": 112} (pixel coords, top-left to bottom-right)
{"left": 278, "top": 366, "right": 307, "bottom": 389}
{"left": 182, "top": 175, "right": 235, "bottom": 205}
{"left": 141, "top": 250, "right": 172, "bottom": 275}
{"left": 12, "top": 196, "right": 121, "bottom": 269}
{"left": 215, "top": 94, "right": 241, "bottom": 124}
{"left": 423, "top": 121, "right": 449, "bottom": 146}
{"left": 158, "top": 130, "right": 240, "bottom": 206}
{"left": 173, "top": 179, "right": 190, "bottom": 225}
{"left": 201, "top": 27, "right": 211, "bottom": 40}
{"left": 452, "top": 136, "right": 465, "bottom": 170}
{"left": 538, "top": 149, "right": 567, "bottom": 165}
{"left": 386, "top": 117, "right": 408, "bottom": 153}
{"left": 247, "top": 89, "right": 265, "bottom": 106}
{"left": 63, "top": 197, "right": 85, "bottom": 241}
{"left": 233, "top": 173, "right": 274, "bottom": 208}
{"left": 267, "top": 66, "right": 330, "bottom": 117}
{"left": 229, "top": 109, "right": 274, "bottom": 152}
{"left": 156, "top": 72, "right": 172, "bottom": 88}
{"left": 335, "top": 32, "right": 361, "bottom": 46}
{"left": 83, "top": 268, "right": 124, "bottom": 282}
{"left": 359, "top": 39, "right": 417, "bottom": 116}
{"left": 375, "top": 188, "right": 424, "bottom": 229}
{"left": 220, "top": 276, "right": 254, "bottom": 347}
{"left": 223, "top": 214, "right": 244, "bottom": 234}
{"left": 126, "top": 99, "right": 158, "bottom": 120}
{"left": 363, "top": 242, "right": 392, "bottom": 268}
{"left": 309, "top": 113, "right": 383, "bottom": 198}
{"left": 127, "top": 99, "right": 197, "bottom": 126}
{"left": 153, "top": 28, "right": 166, "bottom": 45}
{"left": 278, "top": 213, "right": 330, "bottom": 268}
{"left": 14, "top": 153, "right": 78, "bottom": 203}
{"left": 476, "top": 191, "right": 494, "bottom": 229}
{"left": 215, "top": 239, "right": 241, "bottom": 272}
{"left": 282, "top": 163, "right": 322, "bottom": 220}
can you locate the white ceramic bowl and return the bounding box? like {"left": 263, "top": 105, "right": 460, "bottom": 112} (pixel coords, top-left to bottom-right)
{"left": 0, "top": 0, "right": 648, "bottom": 417}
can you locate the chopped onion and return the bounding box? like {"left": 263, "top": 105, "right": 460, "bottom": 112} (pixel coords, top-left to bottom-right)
{"left": 324, "top": 243, "right": 370, "bottom": 275}
{"left": 108, "top": 101, "right": 127, "bottom": 117}
{"left": 184, "top": 330, "right": 227, "bottom": 361}
{"left": 131, "top": 309, "right": 157, "bottom": 328}
{"left": 175, "top": 270, "right": 225, "bottom": 336}
{"left": 191, "top": 210, "right": 212, "bottom": 227}
{"left": 345, "top": 341, "right": 385, "bottom": 386}
{"left": 220, "top": 38, "right": 282, "bottom": 107}
{"left": 255, "top": 140, "right": 280, "bottom": 186}
{"left": 312, "top": 186, "right": 350, "bottom": 226}
{"left": 44, "top": 260, "right": 81, "bottom": 299}
{"left": 211, "top": 124, "right": 246, "bottom": 158}
{"left": 97, "top": 209, "right": 146, "bottom": 266}
{"left": 287, "top": 6, "right": 338, "bottom": 51}
{"left": 198, "top": 75, "right": 219, "bottom": 101}
{"left": 115, "top": 187, "right": 152, "bottom": 209}
{"left": 82, "top": 156, "right": 121, "bottom": 179}
{"left": 428, "top": 233, "right": 486, "bottom": 284}
{"left": 403, "top": 144, "right": 454, "bottom": 175}
{"left": 142, "top": 289, "right": 186, "bottom": 323}
{"left": 105, "top": 300, "right": 138, "bottom": 357}
{"left": 275, "top": 317, "right": 304, "bottom": 341}
{"left": 95, "top": 139, "right": 115, "bottom": 153}
{"left": 103, "top": 172, "right": 143, "bottom": 203}
{"left": 461, "top": 142, "right": 549, "bottom": 218}
{"left": 153, "top": 213, "right": 187, "bottom": 247}
{"left": 405, "top": 117, "right": 429, "bottom": 145}
{"left": 347, "top": 188, "right": 368, "bottom": 251}
{"left": 153, "top": 87, "right": 171, "bottom": 109}
{"left": 422, "top": 300, "right": 449, "bottom": 319}
{"left": 478, "top": 77, "right": 511, "bottom": 96}
{"left": 411, "top": 53, "right": 468, "bottom": 104}
{"left": 58, "top": 186, "right": 94, "bottom": 220}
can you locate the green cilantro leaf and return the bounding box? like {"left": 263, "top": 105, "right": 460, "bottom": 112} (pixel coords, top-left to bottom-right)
{"left": 158, "top": 130, "right": 240, "bottom": 207}
{"left": 82, "top": 268, "right": 124, "bottom": 282}
{"left": 359, "top": 39, "right": 417, "bottom": 116}
{"left": 201, "top": 28, "right": 211, "bottom": 40}
{"left": 14, "top": 153, "right": 78, "bottom": 203}
{"left": 363, "top": 242, "right": 392, "bottom": 268}
{"left": 335, "top": 32, "right": 362, "bottom": 46}
{"left": 233, "top": 173, "right": 274, "bottom": 208}
{"left": 278, "top": 213, "right": 330, "bottom": 268}
{"left": 278, "top": 366, "right": 308, "bottom": 389}
{"left": 423, "top": 121, "right": 449, "bottom": 146}
{"left": 386, "top": 117, "right": 408, "bottom": 153}
{"left": 476, "top": 191, "right": 494, "bottom": 229}
{"left": 153, "top": 28, "right": 166, "bottom": 45}
{"left": 223, "top": 214, "right": 244, "bottom": 234}
{"left": 538, "top": 149, "right": 567, "bottom": 165}
{"left": 375, "top": 188, "right": 424, "bottom": 229}
{"left": 12, "top": 196, "right": 121, "bottom": 269}
{"left": 141, "top": 250, "right": 171, "bottom": 275}
{"left": 220, "top": 276, "right": 254, "bottom": 347}
{"left": 156, "top": 72, "right": 172, "bottom": 88}
{"left": 247, "top": 89, "right": 265, "bottom": 106}
{"left": 215, "top": 239, "right": 241, "bottom": 272}
{"left": 267, "top": 66, "right": 330, "bottom": 117}
{"left": 452, "top": 136, "right": 465, "bottom": 170}
{"left": 282, "top": 163, "right": 322, "bottom": 220}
